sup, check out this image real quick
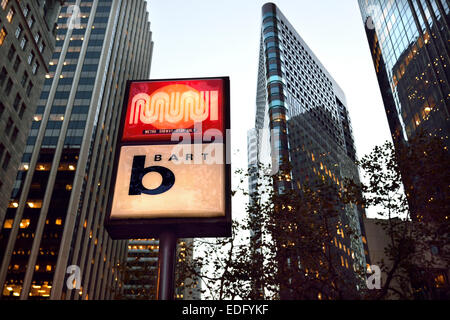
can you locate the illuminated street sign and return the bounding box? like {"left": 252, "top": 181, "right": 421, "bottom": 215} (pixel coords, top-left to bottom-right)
{"left": 122, "top": 79, "right": 225, "bottom": 142}
{"left": 105, "top": 77, "right": 231, "bottom": 239}
{"left": 110, "top": 144, "right": 225, "bottom": 219}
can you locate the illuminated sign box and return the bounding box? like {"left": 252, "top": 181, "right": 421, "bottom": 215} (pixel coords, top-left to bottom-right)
{"left": 105, "top": 77, "right": 231, "bottom": 239}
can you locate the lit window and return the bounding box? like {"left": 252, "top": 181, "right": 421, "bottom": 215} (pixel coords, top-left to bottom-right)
{"left": 1, "top": 0, "right": 8, "bottom": 10}
{"left": 55, "top": 218, "right": 62, "bottom": 225}
{"left": 8, "top": 202, "right": 18, "bottom": 208}
{"left": 19, "top": 219, "right": 30, "bottom": 229}
{"left": 3, "top": 219, "right": 13, "bottom": 229}
{"left": 6, "top": 7, "right": 14, "bottom": 23}
{"left": 0, "top": 28, "right": 6, "bottom": 46}
{"left": 46, "top": 265, "right": 52, "bottom": 272}
{"left": 434, "top": 274, "right": 447, "bottom": 288}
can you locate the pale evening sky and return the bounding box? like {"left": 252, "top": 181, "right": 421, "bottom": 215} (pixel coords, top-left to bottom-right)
{"left": 146, "top": 0, "right": 393, "bottom": 218}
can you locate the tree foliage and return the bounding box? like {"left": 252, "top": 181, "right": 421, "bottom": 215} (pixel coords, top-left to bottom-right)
{"left": 347, "top": 132, "right": 450, "bottom": 300}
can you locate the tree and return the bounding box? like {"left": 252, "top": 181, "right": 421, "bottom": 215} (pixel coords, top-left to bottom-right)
{"left": 345, "top": 133, "right": 450, "bottom": 300}
{"left": 177, "top": 163, "right": 366, "bottom": 300}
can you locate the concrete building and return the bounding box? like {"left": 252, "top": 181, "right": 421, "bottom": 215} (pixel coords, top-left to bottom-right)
{"left": 0, "top": 0, "right": 153, "bottom": 300}
{"left": 0, "top": 0, "right": 63, "bottom": 231}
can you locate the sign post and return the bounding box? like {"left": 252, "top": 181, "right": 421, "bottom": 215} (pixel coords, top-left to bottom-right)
{"left": 156, "top": 231, "right": 177, "bottom": 300}
{"left": 105, "top": 77, "right": 231, "bottom": 300}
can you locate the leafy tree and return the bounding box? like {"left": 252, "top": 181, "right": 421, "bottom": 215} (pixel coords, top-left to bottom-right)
{"left": 177, "top": 164, "right": 366, "bottom": 300}
{"left": 345, "top": 133, "right": 449, "bottom": 300}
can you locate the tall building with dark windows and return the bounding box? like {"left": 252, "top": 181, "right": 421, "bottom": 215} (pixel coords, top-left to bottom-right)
{"left": 0, "top": 0, "right": 153, "bottom": 300}
{"left": 358, "top": 0, "right": 449, "bottom": 149}
{"left": 0, "top": 0, "right": 63, "bottom": 231}
{"left": 248, "top": 3, "right": 369, "bottom": 299}
{"left": 358, "top": 0, "right": 449, "bottom": 214}
{"left": 358, "top": 0, "right": 449, "bottom": 299}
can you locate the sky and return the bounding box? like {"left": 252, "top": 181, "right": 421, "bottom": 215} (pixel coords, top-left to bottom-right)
{"left": 146, "top": 0, "right": 393, "bottom": 218}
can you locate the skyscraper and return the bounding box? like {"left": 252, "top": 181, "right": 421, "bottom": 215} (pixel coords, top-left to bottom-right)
{"left": 0, "top": 0, "right": 153, "bottom": 300}
{"left": 249, "top": 3, "right": 369, "bottom": 299}
{"left": 0, "top": 0, "right": 63, "bottom": 231}
{"left": 358, "top": 0, "right": 449, "bottom": 216}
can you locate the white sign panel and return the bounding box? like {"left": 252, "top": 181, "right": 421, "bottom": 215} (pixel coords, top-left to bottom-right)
{"left": 110, "top": 144, "right": 225, "bottom": 219}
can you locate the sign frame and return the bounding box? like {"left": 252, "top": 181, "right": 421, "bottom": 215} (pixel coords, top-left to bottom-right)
{"left": 105, "top": 77, "right": 231, "bottom": 239}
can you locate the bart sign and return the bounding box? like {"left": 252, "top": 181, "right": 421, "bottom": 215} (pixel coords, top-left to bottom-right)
{"left": 105, "top": 77, "right": 231, "bottom": 239}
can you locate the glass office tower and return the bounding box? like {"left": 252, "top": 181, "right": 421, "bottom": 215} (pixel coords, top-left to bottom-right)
{"left": 358, "top": 0, "right": 449, "bottom": 215}
{"left": 249, "top": 3, "right": 369, "bottom": 299}
{"left": 0, "top": 0, "right": 153, "bottom": 300}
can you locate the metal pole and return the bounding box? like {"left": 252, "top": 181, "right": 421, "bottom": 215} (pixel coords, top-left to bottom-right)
{"left": 157, "top": 231, "right": 177, "bottom": 300}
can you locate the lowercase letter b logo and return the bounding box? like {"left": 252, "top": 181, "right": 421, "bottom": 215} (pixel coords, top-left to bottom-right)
{"left": 129, "top": 156, "right": 175, "bottom": 195}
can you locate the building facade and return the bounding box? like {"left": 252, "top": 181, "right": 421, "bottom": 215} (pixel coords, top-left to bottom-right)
{"left": 248, "top": 3, "right": 369, "bottom": 299}
{"left": 123, "top": 238, "right": 201, "bottom": 300}
{"left": 122, "top": 238, "right": 158, "bottom": 300}
{"left": 0, "top": 0, "right": 153, "bottom": 300}
{"left": 358, "top": 0, "right": 449, "bottom": 215}
{"left": 0, "top": 0, "right": 63, "bottom": 231}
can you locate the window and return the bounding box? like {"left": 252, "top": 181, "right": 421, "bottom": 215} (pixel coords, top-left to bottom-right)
{"left": 13, "top": 93, "right": 20, "bottom": 110}
{"left": 2, "top": 152, "right": 11, "bottom": 170}
{"left": 27, "top": 51, "right": 34, "bottom": 65}
{"left": 3, "top": 219, "right": 13, "bottom": 229}
{"left": 13, "top": 56, "right": 20, "bottom": 72}
{"left": 1, "top": 0, "right": 8, "bottom": 10}
{"left": 0, "top": 67, "right": 7, "bottom": 86}
{"left": 34, "top": 32, "right": 41, "bottom": 43}
{"left": 27, "top": 16, "right": 34, "bottom": 28}
{"left": 6, "top": 7, "right": 14, "bottom": 23}
{"left": 22, "top": 4, "right": 30, "bottom": 17}
{"left": 15, "top": 24, "right": 22, "bottom": 39}
{"left": 0, "top": 27, "right": 6, "bottom": 45}
{"left": 7, "top": 45, "right": 15, "bottom": 60}
{"left": 26, "top": 81, "right": 33, "bottom": 96}
{"left": 5, "top": 117, "right": 13, "bottom": 135}
{"left": 21, "top": 71, "right": 28, "bottom": 87}
{"left": 10, "top": 127, "right": 18, "bottom": 143}
{"left": 32, "top": 62, "right": 39, "bottom": 74}
{"left": 20, "top": 36, "right": 27, "bottom": 49}
{"left": 5, "top": 78, "right": 13, "bottom": 95}
{"left": 0, "top": 101, "right": 4, "bottom": 117}
{"left": 18, "top": 103, "right": 25, "bottom": 119}
{"left": 39, "top": 42, "right": 45, "bottom": 53}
